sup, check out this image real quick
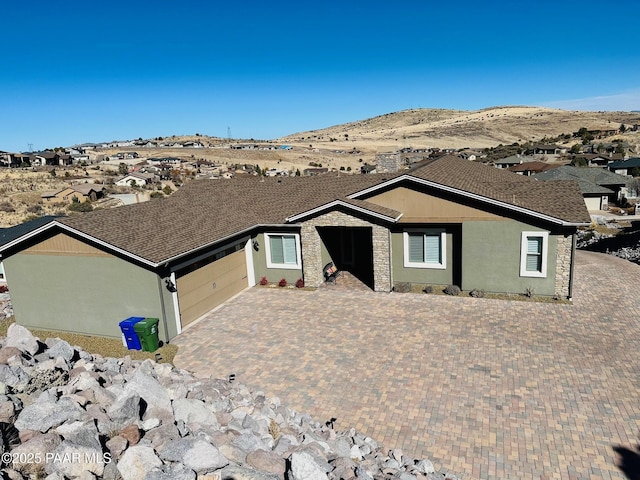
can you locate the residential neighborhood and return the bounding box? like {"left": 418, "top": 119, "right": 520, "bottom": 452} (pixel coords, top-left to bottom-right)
{"left": 0, "top": 112, "right": 640, "bottom": 480}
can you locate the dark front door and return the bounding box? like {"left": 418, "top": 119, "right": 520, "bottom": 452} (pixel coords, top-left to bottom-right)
{"left": 318, "top": 226, "right": 374, "bottom": 289}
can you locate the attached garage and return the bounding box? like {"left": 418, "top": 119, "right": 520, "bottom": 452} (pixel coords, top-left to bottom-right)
{"left": 175, "top": 246, "right": 249, "bottom": 328}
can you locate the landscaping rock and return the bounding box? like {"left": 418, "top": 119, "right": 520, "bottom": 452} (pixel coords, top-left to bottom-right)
{"left": 289, "top": 451, "right": 329, "bottom": 480}
{"left": 0, "top": 323, "right": 458, "bottom": 480}
{"left": 5, "top": 323, "right": 39, "bottom": 356}
{"left": 117, "top": 445, "right": 163, "bottom": 480}
{"left": 15, "top": 396, "right": 83, "bottom": 432}
{"left": 172, "top": 397, "right": 220, "bottom": 428}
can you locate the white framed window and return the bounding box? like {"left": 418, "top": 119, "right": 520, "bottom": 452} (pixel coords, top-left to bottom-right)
{"left": 520, "top": 231, "right": 549, "bottom": 277}
{"left": 403, "top": 229, "right": 446, "bottom": 269}
{"left": 265, "top": 233, "right": 302, "bottom": 269}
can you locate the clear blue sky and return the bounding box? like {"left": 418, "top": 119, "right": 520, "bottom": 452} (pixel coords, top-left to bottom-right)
{"left": 2, "top": 0, "right": 639, "bottom": 152}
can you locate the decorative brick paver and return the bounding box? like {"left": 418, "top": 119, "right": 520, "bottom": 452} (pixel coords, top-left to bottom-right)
{"left": 173, "top": 251, "right": 640, "bottom": 479}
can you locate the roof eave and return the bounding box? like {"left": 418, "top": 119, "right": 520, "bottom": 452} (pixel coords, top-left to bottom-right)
{"left": 348, "top": 174, "right": 588, "bottom": 227}
{"left": 0, "top": 221, "right": 158, "bottom": 268}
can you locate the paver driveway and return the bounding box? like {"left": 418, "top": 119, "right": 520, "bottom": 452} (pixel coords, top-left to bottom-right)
{"left": 173, "top": 251, "right": 640, "bottom": 479}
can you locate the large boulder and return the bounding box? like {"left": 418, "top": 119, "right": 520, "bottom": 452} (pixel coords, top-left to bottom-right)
{"left": 117, "top": 445, "right": 163, "bottom": 480}
{"left": 5, "top": 324, "right": 39, "bottom": 356}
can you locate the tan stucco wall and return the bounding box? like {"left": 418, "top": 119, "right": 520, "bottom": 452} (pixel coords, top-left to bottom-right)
{"left": 367, "top": 186, "right": 503, "bottom": 222}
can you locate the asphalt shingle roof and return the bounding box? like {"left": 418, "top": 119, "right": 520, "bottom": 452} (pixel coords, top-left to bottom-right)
{"left": 49, "top": 155, "right": 590, "bottom": 265}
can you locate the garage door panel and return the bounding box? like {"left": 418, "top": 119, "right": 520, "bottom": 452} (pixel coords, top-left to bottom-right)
{"left": 177, "top": 249, "right": 248, "bottom": 327}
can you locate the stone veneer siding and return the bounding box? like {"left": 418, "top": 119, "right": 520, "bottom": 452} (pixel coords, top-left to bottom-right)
{"left": 554, "top": 233, "right": 573, "bottom": 299}
{"left": 300, "top": 211, "right": 391, "bottom": 292}
{"left": 375, "top": 152, "right": 401, "bottom": 174}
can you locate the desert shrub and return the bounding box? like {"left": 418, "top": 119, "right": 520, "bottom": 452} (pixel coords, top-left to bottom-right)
{"left": 469, "top": 289, "right": 485, "bottom": 298}
{"left": 26, "top": 204, "right": 43, "bottom": 214}
{"left": 150, "top": 191, "right": 164, "bottom": 199}
{"left": 68, "top": 201, "right": 93, "bottom": 212}
{"left": 162, "top": 185, "right": 173, "bottom": 195}
{"left": 278, "top": 278, "right": 287, "bottom": 287}
{"left": 394, "top": 282, "right": 411, "bottom": 293}
{"left": 0, "top": 201, "right": 15, "bottom": 213}
{"left": 423, "top": 285, "right": 434, "bottom": 294}
{"left": 523, "top": 286, "right": 535, "bottom": 298}
{"left": 295, "top": 278, "right": 304, "bottom": 288}
{"left": 259, "top": 276, "right": 268, "bottom": 286}
{"left": 443, "top": 285, "right": 461, "bottom": 296}
{"left": 22, "top": 214, "right": 41, "bottom": 223}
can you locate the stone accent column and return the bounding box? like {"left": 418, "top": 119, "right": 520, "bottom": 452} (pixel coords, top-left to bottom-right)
{"left": 554, "top": 234, "right": 573, "bottom": 298}
{"left": 300, "top": 211, "right": 391, "bottom": 292}
{"left": 375, "top": 152, "right": 401, "bottom": 173}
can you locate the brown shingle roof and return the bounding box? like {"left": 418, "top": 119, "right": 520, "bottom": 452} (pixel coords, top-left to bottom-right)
{"left": 402, "top": 156, "right": 590, "bottom": 223}
{"left": 56, "top": 156, "right": 590, "bottom": 265}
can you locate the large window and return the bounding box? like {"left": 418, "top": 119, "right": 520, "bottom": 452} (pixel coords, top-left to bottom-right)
{"left": 265, "top": 233, "right": 301, "bottom": 269}
{"left": 520, "top": 231, "right": 548, "bottom": 277}
{"left": 403, "top": 229, "right": 446, "bottom": 269}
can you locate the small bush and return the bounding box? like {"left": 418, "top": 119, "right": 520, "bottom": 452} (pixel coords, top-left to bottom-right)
{"left": 524, "top": 286, "right": 535, "bottom": 298}
{"left": 26, "top": 204, "right": 43, "bottom": 214}
{"left": 68, "top": 201, "right": 93, "bottom": 212}
{"left": 259, "top": 276, "right": 268, "bottom": 286}
{"left": 0, "top": 201, "right": 15, "bottom": 213}
{"left": 423, "top": 285, "right": 434, "bottom": 294}
{"left": 469, "top": 289, "right": 485, "bottom": 298}
{"left": 295, "top": 278, "right": 304, "bottom": 288}
{"left": 443, "top": 285, "right": 461, "bottom": 296}
{"left": 278, "top": 278, "right": 287, "bottom": 287}
{"left": 394, "top": 282, "right": 411, "bottom": 293}
{"left": 0, "top": 285, "right": 8, "bottom": 293}
{"left": 150, "top": 191, "right": 164, "bottom": 199}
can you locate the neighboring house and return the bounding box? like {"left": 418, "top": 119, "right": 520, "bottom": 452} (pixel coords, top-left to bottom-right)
{"left": 607, "top": 157, "right": 640, "bottom": 176}
{"left": 531, "top": 144, "right": 565, "bottom": 155}
{"left": 532, "top": 165, "right": 629, "bottom": 211}
{"left": 41, "top": 184, "right": 106, "bottom": 204}
{"left": 507, "top": 161, "right": 553, "bottom": 176}
{"left": 0, "top": 156, "right": 590, "bottom": 343}
{"left": 115, "top": 172, "right": 158, "bottom": 187}
{"left": 493, "top": 155, "right": 524, "bottom": 169}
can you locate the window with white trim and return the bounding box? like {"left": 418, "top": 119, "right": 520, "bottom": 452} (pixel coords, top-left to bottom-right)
{"left": 520, "top": 231, "right": 548, "bottom": 277}
{"left": 403, "top": 229, "right": 446, "bottom": 269}
{"left": 265, "top": 233, "right": 301, "bottom": 269}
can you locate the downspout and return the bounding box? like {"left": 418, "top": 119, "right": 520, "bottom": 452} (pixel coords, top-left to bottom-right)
{"left": 568, "top": 233, "right": 577, "bottom": 301}
{"left": 156, "top": 275, "right": 171, "bottom": 343}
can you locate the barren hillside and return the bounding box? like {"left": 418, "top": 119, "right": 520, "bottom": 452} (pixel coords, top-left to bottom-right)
{"left": 278, "top": 106, "right": 640, "bottom": 151}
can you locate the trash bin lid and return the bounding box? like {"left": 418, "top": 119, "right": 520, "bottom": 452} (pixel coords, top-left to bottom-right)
{"left": 119, "top": 316, "right": 145, "bottom": 328}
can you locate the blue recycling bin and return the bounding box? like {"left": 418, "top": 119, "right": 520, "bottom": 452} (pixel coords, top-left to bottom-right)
{"left": 119, "top": 317, "right": 145, "bottom": 350}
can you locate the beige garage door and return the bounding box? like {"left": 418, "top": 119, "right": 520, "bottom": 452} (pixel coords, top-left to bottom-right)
{"left": 176, "top": 249, "right": 248, "bottom": 328}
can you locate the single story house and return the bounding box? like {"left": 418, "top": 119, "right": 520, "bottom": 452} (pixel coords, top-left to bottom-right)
{"left": 0, "top": 156, "right": 590, "bottom": 343}
{"left": 507, "top": 161, "right": 553, "bottom": 176}
{"left": 532, "top": 165, "right": 629, "bottom": 211}
{"left": 115, "top": 172, "right": 158, "bottom": 187}
{"left": 607, "top": 158, "right": 640, "bottom": 176}
{"left": 41, "top": 184, "right": 106, "bottom": 204}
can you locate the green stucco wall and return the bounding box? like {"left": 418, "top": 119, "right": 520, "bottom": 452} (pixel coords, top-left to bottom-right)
{"left": 5, "top": 254, "right": 177, "bottom": 341}
{"left": 460, "top": 221, "right": 557, "bottom": 296}
{"left": 251, "top": 233, "right": 303, "bottom": 285}
{"left": 391, "top": 231, "right": 454, "bottom": 285}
